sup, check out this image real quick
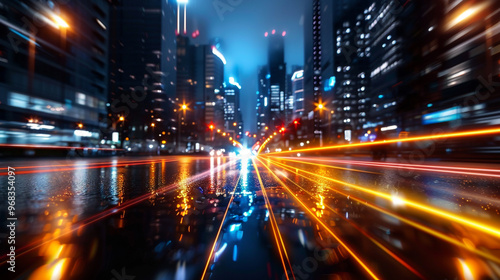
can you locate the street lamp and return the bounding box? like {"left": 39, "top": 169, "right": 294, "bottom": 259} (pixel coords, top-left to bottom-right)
{"left": 51, "top": 14, "right": 70, "bottom": 29}
{"left": 316, "top": 103, "right": 326, "bottom": 147}
{"left": 178, "top": 104, "right": 188, "bottom": 152}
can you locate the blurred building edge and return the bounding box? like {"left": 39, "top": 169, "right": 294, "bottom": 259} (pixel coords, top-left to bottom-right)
{"left": 0, "top": 0, "right": 110, "bottom": 148}
{"left": 175, "top": 35, "right": 225, "bottom": 151}
{"left": 304, "top": 0, "right": 500, "bottom": 147}
{"left": 108, "top": 0, "right": 177, "bottom": 154}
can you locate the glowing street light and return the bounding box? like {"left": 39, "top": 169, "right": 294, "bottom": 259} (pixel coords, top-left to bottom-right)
{"left": 77, "top": 123, "right": 83, "bottom": 129}
{"left": 181, "top": 104, "right": 187, "bottom": 110}
{"left": 446, "top": 3, "right": 488, "bottom": 29}
{"left": 119, "top": 116, "right": 125, "bottom": 121}
{"left": 151, "top": 123, "right": 155, "bottom": 127}
{"left": 51, "top": 14, "right": 69, "bottom": 29}
{"left": 317, "top": 104, "right": 324, "bottom": 110}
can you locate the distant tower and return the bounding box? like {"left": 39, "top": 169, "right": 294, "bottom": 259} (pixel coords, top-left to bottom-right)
{"left": 266, "top": 30, "right": 287, "bottom": 129}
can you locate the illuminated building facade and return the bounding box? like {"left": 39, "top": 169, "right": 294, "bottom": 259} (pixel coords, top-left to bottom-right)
{"left": 332, "top": 5, "right": 371, "bottom": 142}
{"left": 400, "top": 0, "right": 500, "bottom": 133}
{"left": 0, "top": 0, "right": 110, "bottom": 146}
{"left": 108, "top": 0, "right": 177, "bottom": 151}
{"left": 191, "top": 45, "right": 225, "bottom": 142}
{"left": 256, "top": 65, "right": 270, "bottom": 136}
{"left": 266, "top": 30, "right": 287, "bottom": 129}
{"left": 223, "top": 80, "right": 242, "bottom": 137}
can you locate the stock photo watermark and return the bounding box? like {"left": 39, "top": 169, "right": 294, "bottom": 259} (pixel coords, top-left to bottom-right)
{"left": 212, "top": 0, "right": 244, "bottom": 21}
{"left": 6, "top": 166, "right": 17, "bottom": 273}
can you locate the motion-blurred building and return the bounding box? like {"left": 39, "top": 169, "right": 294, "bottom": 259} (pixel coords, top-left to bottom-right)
{"left": 224, "top": 79, "right": 242, "bottom": 137}
{"left": 0, "top": 0, "right": 110, "bottom": 146}
{"left": 256, "top": 65, "right": 270, "bottom": 136}
{"left": 331, "top": 4, "right": 371, "bottom": 142}
{"left": 176, "top": 37, "right": 225, "bottom": 146}
{"left": 108, "top": 0, "right": 177, "bottom": 151}
{"left": 365, "top": 0, "right": 403, "bottom": 135}
{"left": 400, "top": 0, "right": 500, "bottom": 134}
{"left": 266, "top": 30, "right": 287, "bottom": 129}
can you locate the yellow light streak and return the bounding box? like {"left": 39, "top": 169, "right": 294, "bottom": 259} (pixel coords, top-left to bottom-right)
{"left": 201, "top": 174, "right": 242, "bottom": 280}
{"left": 262, "top": 127, "right": 500, "bottom": 155}
{"left": 269, "top": 157, "right": 381, "bottom": 175}
{"left": 252, "top": 159, "right": 295, "bottom": 280}
{"left": 262, "top": 159, "right": 500, "bottom": 264}
{"left": 255, "top": 158, "right": 381, "bottom": 280}
{"left": 267, "top": 158, "right": 500, "bottom": 239}
{"left": 270, "top": 165, "right": 425, "bottom": 278}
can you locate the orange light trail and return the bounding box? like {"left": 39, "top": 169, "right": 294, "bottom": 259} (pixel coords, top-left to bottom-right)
{"left": 262, "top": 127, "right": 500, "bottom": 155}
{"left": 268, "top": 157, "right": 381, "bottom": 175}
{"left": 201, "top": 173, "right": 242, "bottom": 280}
{"left": 266, "top": 158, "right": 500, "bottom": 239}
{"left": 271, "top": 165, "right": 425, "bottom": 279}
{"left": 255, "top": 158, "right": 381, "bottom": 280}
{"left": 0, "top": 159, "right": 238, "bottom": 265}
{"left": 262, "top": 159, "right": 500, "bottom": 264}
{"left": 252, "top": 159, "right": 295, "bottom": 280}
{"left": 273, "top": 157, "right": 500, "bottom": 179}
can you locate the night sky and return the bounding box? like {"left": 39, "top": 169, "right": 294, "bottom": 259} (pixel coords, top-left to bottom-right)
{"left": 186, "top": 0, "right": 306, "bottom": 131}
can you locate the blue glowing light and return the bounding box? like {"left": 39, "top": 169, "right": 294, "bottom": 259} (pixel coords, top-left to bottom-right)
{"left": 324, "top": 76, "right": 336, "bottom": 92}
{"left": 422, "top": 106, "right": 461, "bottom": 125}
{"left": 212, "top": 46, "right": 226, "bottom": 65}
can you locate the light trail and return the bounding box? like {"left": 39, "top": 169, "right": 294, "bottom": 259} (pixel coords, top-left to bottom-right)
{"left": 263, "top": 159, "right": 500, "bottom": 264}
{"left": 0, "top": 143, "right": 123, "bottom": 150}
{"left": 0, "top": 158, "right": 180, "bottom": 176}
{"left": 269, "top": 164, "right": 425, "bottom": 279}
{"left": 0, "top": 159, "right": 239, "bottom": 265}
{"left": 201, "top": 173, "right": 242, "bottom": 280}
{"left": 266, "top": 158, "right": 500, "bottom": 239}
{"left": 262, "top": 127, "right": 500, "bottom": 155}
{"left": 252, "top": 159, "right": 295, "bottom": 280}
{"left": 273, "top": 156, "right": 500, "bottom": 208}
{"left": 0, "top": 158, "right": 171, "bottom": 170}
{"left": 0, "top": 156, "right": 213, "bottom": 171}
{"left": 273, "top": 157, "right": 500, "bottom": 179}
{"left": 268, "top": 157, "right": 381, "bottom": 175}
{"left": 255, "top": 158, "right": 381, "bottom": 280}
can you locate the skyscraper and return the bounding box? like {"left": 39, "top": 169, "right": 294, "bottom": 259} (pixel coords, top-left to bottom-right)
{"left": 190, "top": 45, "right": 225, "bottom": 142}
{"left": 108, "top": 0, "right": 177, "bottom": 151}
{"left": 331, "top": 4, "right": 371, "bottom": 142}
{"left": 266, "top": 30, "right": 287, "bottom": 129}
{"left": 312, "top": 0, "right": 323, "bottom": 139}
{"left": 257, "top": 65, "right": 270, "bottom": 136}
{"left": 0, "top": 0, "right": 110, "bottom": 146}
{"left": 223, "top": 78, "right": 242, "bottom": 137}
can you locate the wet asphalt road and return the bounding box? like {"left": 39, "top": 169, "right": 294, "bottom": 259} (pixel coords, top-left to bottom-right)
{"left": 1, "top": 155, "right": 500, "bottom": 280}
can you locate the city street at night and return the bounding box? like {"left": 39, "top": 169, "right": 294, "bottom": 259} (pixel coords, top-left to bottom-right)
{"left": 1, "top": 154, "right": 500, "bottom": 279}
{"left": 2, "top": 0, "right": 500, "bottom": 279}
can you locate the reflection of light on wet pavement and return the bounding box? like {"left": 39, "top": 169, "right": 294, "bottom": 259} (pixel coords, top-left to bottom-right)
{"left": 174, "top": 261, "right": 186, "bottom": 280}
{"left": 458, "top": 259, "right": 474, "bottom": 280}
